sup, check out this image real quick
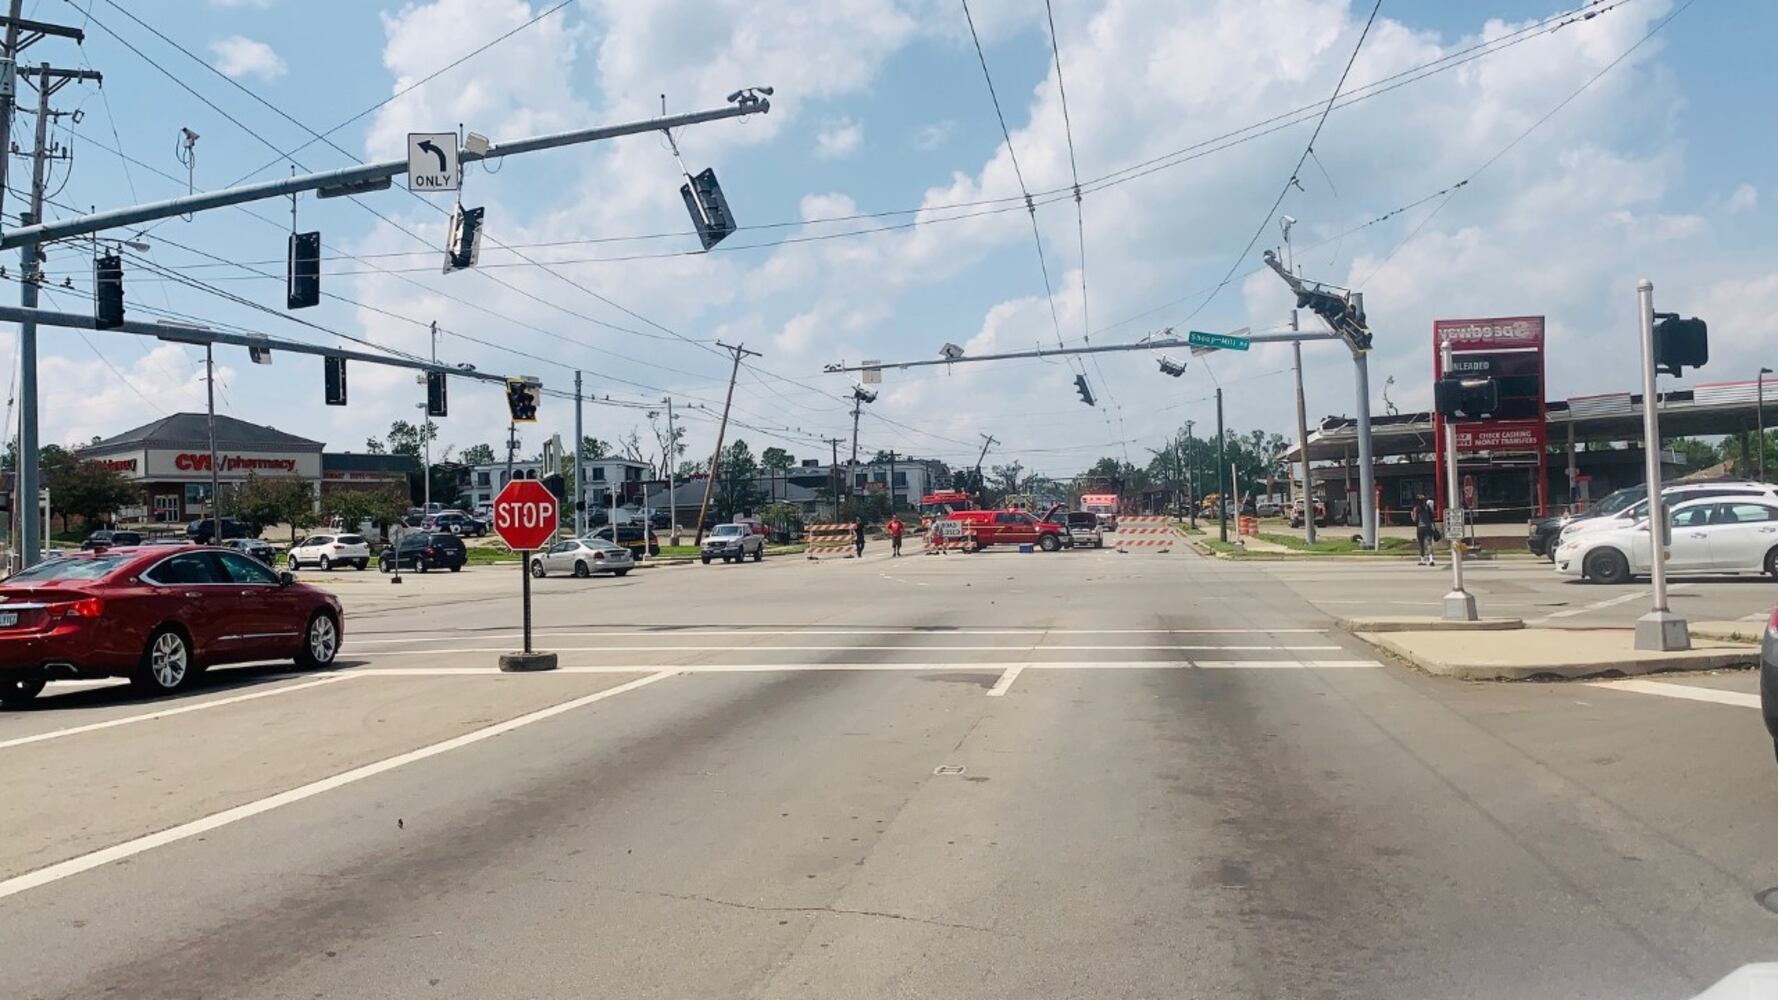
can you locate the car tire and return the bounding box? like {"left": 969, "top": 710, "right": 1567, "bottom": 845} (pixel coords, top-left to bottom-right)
{"left": 530, "top": 559, "right": 545, "bottom": 578}
{"left": 296, "top": 611, "right": 340, "bottom": 670}
{"left": 449, "top": 565, "right": 461, "bottom": 573}
{"left": 1038, "top": 534, "right": 1061, "bottom": 552}
{"left": 574, "top": 560, "right": 590, "bottom": 579}
{"left": 1, "top": 676, "right": 45, "bottom": 707}
{"left": 701, "top": 554, "right": 711, "bottom": 565}
{"left": 354, "top": 560, "right": 367, "bottom": 571}
{"left": 287, "top": 555, "right": 300, "bottom": 571}
{"left": 1095, "top": 540, "right": 1104, "bottom": 549}
{"left": 753, "top": 547, "right": 763, "bottom": 562}
{"left": 614, "top": 568, "right": 630, "bottom": 577}
{"left": 1584, "top": 548, "right": 1630, "bottom": 585}
{"left": 379, "top": 557, "right": 391, "bottom": 574}
{"left": 1765, "top": 545, "right": 1778, "bottom": 580}
{"left": 133, "top": 626, "right": 195, "bottom": 696}
{"left": 318, "top": 555, "right": 332, "bottom": 571}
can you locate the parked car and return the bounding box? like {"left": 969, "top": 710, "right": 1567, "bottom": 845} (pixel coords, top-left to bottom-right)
{"left": 185, "top": 517, "right": 260, "bottom": 544}
{"left": 1556, "top": 480, "right": 1776, "bottom": 548}
{"left": 378, "top": 531, "right": 466, "bottom": 573}
{"left": 531, "top": 537, "right": 634, "bottom": 578}
{"left": 589, "top": 523, "right": 660, "bottom": 557}
{"left": 1554, "top": 496, "right": 1778, "bottom": 584}
{"left": 944, "top": 509, "right": 1066, "bottom": 551}
{"left": 0, "top": 547, "right": 343, "bottom": 705}
{"left": 1065, "top": 511, "right": 1104, "bottom": 549}
{"left": 1255, "top": 499, "right": 1283, "bottom": 518}
{"left": 221, "top": 537, "right": 277, "bottom": 565}
{"left": 81, "top": 529, "right": 143, "bottom": 550}
{"left": 286, "top": 533, "right": 371, "bottom": 571}
{"left": 1760, "top": 604, "right": 1778, "bottom": 764}
{"left": 1288, "top": 499, "right": 1329, "bottom": 528}
{"left": 1527, "top": 486, "right": 1644, "bottom": 560}
{"left": 701, "top": 522, "right": 764, "bottom": 564}
{"left": 649, "top": 509, "right": 673, "bottom": 529}
{"left": 430, "top": 511, "right": 486, "bottom": 537}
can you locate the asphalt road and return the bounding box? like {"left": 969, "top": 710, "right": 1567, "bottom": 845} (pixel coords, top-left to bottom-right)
{"left": 2, "top": 545, "right": 1775, "bottom": 998}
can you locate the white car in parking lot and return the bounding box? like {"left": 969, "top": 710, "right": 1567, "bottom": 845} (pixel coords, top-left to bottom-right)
{"left": 287, "top": 533, "right": 371, "bottom": 571}
{"left": 1555, "top": 496, "right": 1778, "bottom": 584}
{"left": 1557, "top": 480, "right": 1777, "bottom": 547}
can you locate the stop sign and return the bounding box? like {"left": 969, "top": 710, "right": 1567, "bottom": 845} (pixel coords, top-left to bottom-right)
{"left": 492, "top": 479, "right": 559, "bottom": 551}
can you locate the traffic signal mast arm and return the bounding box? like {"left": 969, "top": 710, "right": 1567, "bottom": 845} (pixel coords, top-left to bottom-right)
{"left": 1261, "top": 250, "right": 1370, "bottom": 352}
{"left": 822, "top": 328, "right": 1336, "bottom": 373}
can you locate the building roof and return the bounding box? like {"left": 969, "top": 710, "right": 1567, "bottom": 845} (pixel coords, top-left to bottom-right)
{"left": 322, "top": 452, "right": 420, "bottom": 474}
{"left": 82, "top": 413, "right": 323, "bottom": 454}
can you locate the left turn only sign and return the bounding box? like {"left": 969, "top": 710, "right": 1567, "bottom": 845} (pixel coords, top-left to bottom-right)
{"left": 407, "top": 132, "right": 460, "bottom": 192}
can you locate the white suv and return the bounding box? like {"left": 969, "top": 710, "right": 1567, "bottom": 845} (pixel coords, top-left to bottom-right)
{"left": 1558, "top": 481, "right": 1778, "bottom": 546}
{"left": 287, "top": 533, "right": 371, "bottom": 571}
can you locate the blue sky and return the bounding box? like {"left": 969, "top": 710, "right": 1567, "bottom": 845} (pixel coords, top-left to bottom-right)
{"left": 14, "top": 0, "right": 1778, "bottom": 479}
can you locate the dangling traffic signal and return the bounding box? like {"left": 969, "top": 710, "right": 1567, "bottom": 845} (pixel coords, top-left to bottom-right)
{"left": 505, "top": 377, "right": 539, "bottom": 423}
{"left": 426, "top": 370, "right": 448, "bottom": 417}
{"left": 324, "top": 356, "right": 348, "bottom": 405}
{"left": 443, "top": 205, "right": 484, "bottom": 273}
{"left": 1652, "top": 314, "right": 1708, "bottom": 377}
{"left": 1297, "top": 286, "right": 1371, "bottom": 350}
{"left": 94, "top": 253, "right": 124, "bottom": 329}
{"left": 287, "top": 231, "right": 321, "bottom": 309}
{"left": 1074, "top": 374, "right": 1096, "bottom": 407}
{"left": 680, "top": 167, "right": 736, "bottom": 250}
{"left": 1434, "top": 377, "right": 1499, "bottom": 420}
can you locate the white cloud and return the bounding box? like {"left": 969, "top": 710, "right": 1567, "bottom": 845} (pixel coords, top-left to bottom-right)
{"left": 36, "top": 344, "right": 224, "bottom": 447}
{"left": 814, "top": 118, "right": 863, "bottom": 160}
{"left": 913, "top": 120, "right": 954, "bottom": 151}
{"left": 1724, "top": 183, "right": 1759, "bottom": 214}
{"left": 208, "top": 36, "right": 286, "bottom": 80}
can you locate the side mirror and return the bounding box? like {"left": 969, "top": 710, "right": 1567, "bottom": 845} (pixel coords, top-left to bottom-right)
{"left": 278, "top": 571, "right": 295, "bottom": 587}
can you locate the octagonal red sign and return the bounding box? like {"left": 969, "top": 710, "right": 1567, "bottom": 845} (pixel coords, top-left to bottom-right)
{"left": 492, "top": 479, "right": 559, "bottom": 551}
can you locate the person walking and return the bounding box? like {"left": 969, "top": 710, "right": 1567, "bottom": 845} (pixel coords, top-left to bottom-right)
{"left": 1413, "top": 494, "right": 1437, "bottom": 566}
{"left": 853, "top": 518, "right": 866, "bottom": 559}
{"left": 887, "top": 514, "right": 904, "bottom": 557}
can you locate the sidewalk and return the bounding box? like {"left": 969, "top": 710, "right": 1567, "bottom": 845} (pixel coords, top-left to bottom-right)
{"left": 1351, "top": 619, "right": 1761, "bottom": 681}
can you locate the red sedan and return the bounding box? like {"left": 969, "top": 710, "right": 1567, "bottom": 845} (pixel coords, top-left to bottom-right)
{"left": 0, "top": 546, "right": 344, "bottom": 707}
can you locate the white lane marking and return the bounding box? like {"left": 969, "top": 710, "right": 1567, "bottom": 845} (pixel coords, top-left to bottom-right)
{"left": 1585, "top": 678, "right": 1760, "bottom": 709}
{"left": 1742, "top": 612, "right": 1772, "bottom": 622}
{"left": 362, "top": 643, "right": 1346, "bottom": 655}
{"left": 345, "top": 627, "right": 1329, "bottom": 645}
{"left": 347, "top": 660, "right": 1382, "bottom": 675}
{"left": 1529, "top": 590, "right": 1652, "bottom": 623}
{"left": 0, "top": 671, "right": 676, "bottom": 902}
{"left": 985, "top": 664, "right": 1025, "bottom": 697}
{"left": 0, "top": 675, "right": 344, "bottom": 752}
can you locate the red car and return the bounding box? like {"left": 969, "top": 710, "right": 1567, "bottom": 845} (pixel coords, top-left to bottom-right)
{"left": 0, "top": 546, "right": 344, "bottom": 707}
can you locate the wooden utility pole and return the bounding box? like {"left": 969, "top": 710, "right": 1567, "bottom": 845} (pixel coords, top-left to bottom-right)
{"left": 692, "top": 341, "right": 759, "bottom": 542}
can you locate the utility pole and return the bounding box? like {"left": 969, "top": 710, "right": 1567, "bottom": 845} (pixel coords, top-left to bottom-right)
{"left": 974, "top": 433, "right": 997, "bottom": 505}
{"left": 824, "top": 437, "right": 844, "bottom": 517}
{"left": 205, "top": 344, "right": 221, "bottom": 548}
{"left": 1216, "top": 388, "right": 1227, "bottom": 543}
{"left": 664, "top": 397, "right": 679, "bottom": 544}
{"left": 13, "top": 51, "right": 100, "bottom": 568}
{"left": 505, "top": 422, "right": 517, "bottom": 484}
{"left": 573, "top": 371, "right": 585, "bottom": 537}
{"left": 1292, "top": 321, "right": 1316, "bottom": 544}
{"left": 420, "top": 320, "right": 436, "bottom": 513}
{"left": 886, "top": 450, "right": 898, "bottom": 512}
{"left": 692, "top": 341, "right": 759, "bottom": 543}
{"left": 1184, "top": 419, "right": 1196, "bottom": 530}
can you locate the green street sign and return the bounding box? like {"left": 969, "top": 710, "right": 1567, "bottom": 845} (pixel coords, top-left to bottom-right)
{"left": 1186, "top": 330, "right": 1251, "bottom": 352}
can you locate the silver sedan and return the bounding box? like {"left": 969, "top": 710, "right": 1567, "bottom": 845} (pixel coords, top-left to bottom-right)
{"left": 529, "top": 537, "right": 635, "bottom": 578}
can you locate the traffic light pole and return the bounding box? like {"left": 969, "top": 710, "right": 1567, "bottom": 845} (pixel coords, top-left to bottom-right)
{"left": 1351, "top": 345, "right": 1378, "bottom": 549}
{"left": 1216, "top": 387, "right": 1227, "bottom": 543}
{"left": 1634, "top": 278, "right": 1688, "bottom": 651}
{"left": 1292, "top": 319, "right": 1316, "bottom": 545}
{"left": 574, "top": 371, "right": 585, "bottom": 538}
{"left": 1439, "top": 340, "right": 1478, "bottom": 621}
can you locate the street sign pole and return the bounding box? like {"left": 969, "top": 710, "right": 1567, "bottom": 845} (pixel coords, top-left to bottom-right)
{"left": 520, "top": 549, "right": 533, "bottom": 655}
{"left": 492, "top": 479, "right": 560, "bottom": 671}
{"left": 1634, "top": 278, "right": 1689, "bottom": 651}
{"left": 1439, "top": 340, "right": 1478, "bottom": 621}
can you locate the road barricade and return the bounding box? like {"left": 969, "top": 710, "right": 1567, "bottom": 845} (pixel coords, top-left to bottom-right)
{"left": 1113, "top": 515, "right": 1179, "bottom": 553}
{"left": 805, "top": 523, "right": 855, "bottom": 560}
{"left": 1237, "top": 515, "right": 1260, "bottom": 537}
{"left": 924, "top": 520, "right": 977, "bottom": 554}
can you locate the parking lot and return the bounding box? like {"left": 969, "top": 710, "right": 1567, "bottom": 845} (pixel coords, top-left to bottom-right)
{"left": 2, "top": 542, "right": 1775, "bottom": 998}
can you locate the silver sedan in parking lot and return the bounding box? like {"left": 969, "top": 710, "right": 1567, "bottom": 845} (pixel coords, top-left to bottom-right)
{"left": 529, "top": 537, "right": 635, "bottom": 578}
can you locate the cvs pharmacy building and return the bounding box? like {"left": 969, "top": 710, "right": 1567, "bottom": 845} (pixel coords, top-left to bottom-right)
{"left": 77, "top": 413, "right": 322, "bottom": 523}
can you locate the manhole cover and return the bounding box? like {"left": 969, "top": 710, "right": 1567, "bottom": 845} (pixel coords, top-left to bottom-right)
{"left": 1756, "top": 888, "right": 1778, "bottom": 915}
{"left": 933, "top": 764, "right": 966, "bottom": 775}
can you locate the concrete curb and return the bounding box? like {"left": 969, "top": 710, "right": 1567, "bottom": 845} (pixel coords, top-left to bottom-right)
{"left": 1355, "top": 631, "right": 1759, "bottom": 681}
{"left": 1338, "top": 616, "right": 1524, "bottom": 632}
{"left": 498, "top": 651, "right": 559, "bottom": 672}
{"left": 1689, "top": 620, "right": 1765, "bottom": 645}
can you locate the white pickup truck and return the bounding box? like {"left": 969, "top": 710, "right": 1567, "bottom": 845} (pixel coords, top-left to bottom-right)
{"left": 1064, "top": 511, "right": 1104, "bottom": 549}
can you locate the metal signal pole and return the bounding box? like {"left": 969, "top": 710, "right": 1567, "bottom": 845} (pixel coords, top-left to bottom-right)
{"left": 1216, "top": 387, "right": 1227, "bottom": 543}
{"left": 692, "top": 341, "right": 759, "bottom": 543}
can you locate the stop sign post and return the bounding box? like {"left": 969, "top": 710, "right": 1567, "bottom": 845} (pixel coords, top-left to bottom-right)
{"left": 493, "top": 479, "right": 559, "bottom": 671}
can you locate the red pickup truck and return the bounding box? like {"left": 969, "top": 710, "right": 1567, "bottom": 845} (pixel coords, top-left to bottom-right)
{"left": 943, "top": 507, "right": 1067, "bottom": 551}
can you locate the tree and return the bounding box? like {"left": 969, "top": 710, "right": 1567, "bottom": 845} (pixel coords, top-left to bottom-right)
{"left": 580, "top": 436, "right": 610, "bottom": 461}
{"left": 364, "top": 438, "right": 387, "bottom": 455}
{"left": 714, "top": 439, "right": 763, "bottom": 519}
{"left": 648, "top": 411, "right": 687, "bottom": 480}
{"left": 322, "top": 486, "right": 409, "bottom": 535}
{"left": 989, "top": 461, "right": 1027, "bottom": 498}
{"left": 677, "top": 459, "right": 708, "bottom": 481}
{"left": 45, "top": 460, "right": 137, "bottom": 532}
{"left": 459, "top": 443, "right": 496, "bottom": 466}
{"left": 232, "top": 474, "right": 317, "bottom": 544}
{"left": 620, "top": 428, "right": 645, "bottom": 464}
{"left": 870, "top": 449, "right": 899, "bottom": 465}
{"left": 383, "top": 420, "right": 438, "bottom": 461}
{"left": 761, "top": 447, "right": 795, "bottom": 472}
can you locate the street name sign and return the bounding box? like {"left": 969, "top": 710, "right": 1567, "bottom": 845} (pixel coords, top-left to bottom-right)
{"left": 1186, "top": 330, "right": 1251, "bottom": 352}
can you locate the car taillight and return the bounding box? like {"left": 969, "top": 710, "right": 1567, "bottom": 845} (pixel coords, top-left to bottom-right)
{"left": 1768, "top": 605, "right": 1778, "bottom": 635}
{"left": 56, "top": 597, "right": 103, "bottom": 618}
{"left": 425, "top": 547, "right": 435, "bottom": 556}
{"left": 593, "top": 551, "right": 604, "bottom": 560}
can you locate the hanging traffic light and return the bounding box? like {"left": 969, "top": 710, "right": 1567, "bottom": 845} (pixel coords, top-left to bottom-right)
{"left": 426, "top": 370, "right": 448, "bottom": 417}
{"left": 505, "top": 377, "right": 539, "bottom": 423}
{"left": 94, "top": 253, "right": 124, "bottom": 329}
{"left": 1074, "top": 374, "right": 1096, "bottom": 406}
{"left": 679, "top": 167, "right": 736, "bottom": 250}
{"left": 1434, "top": 377, "right": 1499, "bottom": 420}
{"left": 443, "top": 205, "right": 484, "bottom": 273}
{"left": 287, "top": 231, "right": 321, "bottom": 309}
{"left": 1652, "top": 314, "right": 1708, "bottom": 377}
{"left": 324, "top": 355, "right": 347, "bottom": 406}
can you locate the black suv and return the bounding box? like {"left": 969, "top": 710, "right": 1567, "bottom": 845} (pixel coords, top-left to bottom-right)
{"left": 1527, "top": 487, "right": 1643, "bottom": 560}
{"left": 186, "top": 517, "right": 260, "bottom": 543}
{"left": 81, "top": 529, "right": 143, "bottom": 550}
{"left": 590, "top": 523, "right": 660, "bottom": 557}
{"left": 379, "top": 531, "right": 467, "bottom": 573}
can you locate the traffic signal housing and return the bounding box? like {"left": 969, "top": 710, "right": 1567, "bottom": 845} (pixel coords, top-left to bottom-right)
{"left": 324, "top": 356, "right": 347, "bottom": 405}
{"left": 1434, "top": 377, "right": 1499, "bottom": 420}
{"left": 287, "top": 231, "right": 321, "bottom": 309}
{"left": 506, "top": 377, "right": 539, "bottom": 423}
{"left": 679, "top": 167, "right": 736, "bottom": 250}
{"left": 1074, "top": 374, "right": 1096, "bottom": 407}
{"left": 426, "top": 370, "right": 448, "bottom": 417}
{"left": 1652, "top": 314, "right": 1707, "bottom": 377}
{"left": 444, "top": 205, "right": 484, "bottom": 273}
{"left": 1296, "top": 287, "right": 1370, "bottom": 350}
{"left": 94, "top": 253, "right": 124, "bottom": 329}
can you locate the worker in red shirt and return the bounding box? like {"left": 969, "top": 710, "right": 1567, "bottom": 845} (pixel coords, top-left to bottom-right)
{"left": 887, "top": 514, "right": 904, "bottom": 557}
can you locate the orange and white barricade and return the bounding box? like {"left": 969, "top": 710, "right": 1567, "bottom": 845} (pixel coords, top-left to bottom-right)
{"left": 924, "top": 520, "right": 977, "bottom": 554}
{"left": 1113, "top": 515, "right": 1179, "bottom": 553}
{"left": 805, "top": 523, "right": 855, "bottom": 560}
